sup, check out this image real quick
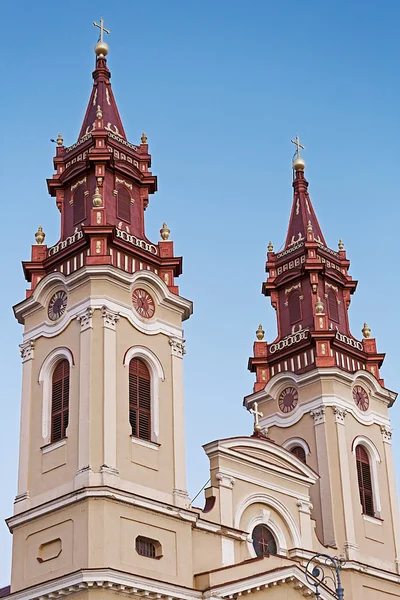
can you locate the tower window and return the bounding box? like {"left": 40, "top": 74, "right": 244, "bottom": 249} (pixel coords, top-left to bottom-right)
{"left": 356, "top": 445, "right": 374, "bottom": 517}
{"left": 288, "top": 290, "right": 301, "bottom": 324}
{"left": 327, "top": 289, "right": 339, "bottom": 322}
{"left": 135, "top": 536, "right": 162, "bottom": 559}
{"left": 290, "top": 445, "right": 307, "bottom": 463}
{"left": 51, "top": 360, "right": 70, "bottom": 442}
{"left": 117, "top": 186, "right": 131, "bottom": 223}
{"left": 73, "top": 187, "right": 86, "bottom": 225}
{"left": 129, "top": 358, "right": 151, "bottom": 441}
{"left": 252, "top": 525, "right": 277, "bottom": 557}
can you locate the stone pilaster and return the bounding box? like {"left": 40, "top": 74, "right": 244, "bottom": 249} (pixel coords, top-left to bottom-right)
{"left": 75, "top": 308, "right": 93, "bottom": 486}
{"left": 101, "top": 307, "right": 120, "bottom": 479}
{"left": 381, "top": 425, "right": 400, "bottom": 573}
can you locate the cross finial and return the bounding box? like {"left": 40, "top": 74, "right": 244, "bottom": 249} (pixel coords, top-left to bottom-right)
{"left": 291, "top": 135, "right": 305, "bottom": 158}
{"left": 93, "top": 17, "right": 110, "bottom": 43}
{"left": 249, "top": 402, "right": 263, "bottom": 432}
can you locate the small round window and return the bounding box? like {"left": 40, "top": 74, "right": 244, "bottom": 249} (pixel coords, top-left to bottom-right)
{"left": 252, "top": 525, "right": 277, "bottom": 557}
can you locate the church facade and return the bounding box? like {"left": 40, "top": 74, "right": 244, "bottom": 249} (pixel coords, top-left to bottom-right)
{"left": 3, "top": 24, "right": 400, "bottom": 600}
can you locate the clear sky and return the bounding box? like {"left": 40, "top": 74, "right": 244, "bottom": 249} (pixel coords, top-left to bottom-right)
{"left": 1, "top": 0, "right": 400, "bottom": 585}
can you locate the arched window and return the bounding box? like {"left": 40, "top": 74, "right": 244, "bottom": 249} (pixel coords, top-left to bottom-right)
{"left": 252, "top": 525, "right": 277, "bottom": 557}
{"left": 327, "top": 289, "right": 339, "bottom": 322}
{"left": 73, "top": 187, "right": 86, "bottom": 225}
{"left": 356, "top": 445, "right": 374, "bottom": 516}
{"left": 288, "top": 290, "right": 301, "bottom": 324}
{"left": 117, "top": 186, "right": 131, "bottom": 223}
{"left": 290, "top": 445, "right": 306, "bottom": 463}
{"left": 51, "top": 360, "right": 70, "bottom": 442}
{"left": 129, "top": 358, "right": 151, "bottom": 440}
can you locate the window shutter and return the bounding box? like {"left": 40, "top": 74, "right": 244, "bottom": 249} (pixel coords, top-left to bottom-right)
{"left": 73, "top": 187, "right": 86, "bottom": 225}
{"left": 117, "top": 186, "right": 131, "bottom": 223}
{"left": 51, "top": 360, "right": 70, "bottom": 442}
{"left": 291, "top": 445, "right": 306, "bottom": 463}
{"left": 129, "top": 358, "right": 151, "bottom": 440}
{"left": 288, "top": 290, "right": 301, "bottom": 324}
{"left": 356, "top": 445, "right": 374, "bottom": 516}
{"left": 327, "top": 289, "right": 339, "bottom": 322}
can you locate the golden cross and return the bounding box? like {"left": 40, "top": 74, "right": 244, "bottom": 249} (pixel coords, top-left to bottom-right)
{"left": 249, "top": 401, "right": 263, "bottom": 430}
{"left": 93, "top": 17, "right": 110, "bottom": 42}
{"left": 291, "top": 135, "right": 305, "bottom": 157}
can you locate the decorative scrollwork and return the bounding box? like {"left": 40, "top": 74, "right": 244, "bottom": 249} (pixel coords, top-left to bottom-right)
{"left": 305, "top": 553, "right": 345, "bottom": 599}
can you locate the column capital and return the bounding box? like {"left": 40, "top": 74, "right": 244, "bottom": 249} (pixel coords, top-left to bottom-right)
{"left": 77, "top": 307, "right": 93, "bottom": 331}
{"left": 169, "top": 336, "right": 186, "bottom": 358}
{"left": 380, "top": 424, "right": 393, "bottom": 444}
{"left": 101, "top": 306, "right": 120, "bottom": 330}
{"left": 310, "top": 406, "right": 326, "bottom": 425}
{"left": 333, "top": 405, "right": 347, "bottom": 425}
{"left": 216, "top": 472, "right": 235, "bottom": 489}
{"left": 297, "top": 499, "right": 313, "bottom": 515}
{"left": 20, "top": 340, "right": 34, "bottom": 362}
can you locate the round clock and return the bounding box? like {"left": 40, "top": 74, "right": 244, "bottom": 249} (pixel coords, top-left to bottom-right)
{"left": 132, "top": 288, "right": 155, "bottom": 319}
{"left": 353, "top": 385, "right": 369, "bottom": 411}
{"left": 48, "top": 290, "right": 68, "bottom": 321}
{"left": 278, "top": 386, "right": 299, "bottom": 413}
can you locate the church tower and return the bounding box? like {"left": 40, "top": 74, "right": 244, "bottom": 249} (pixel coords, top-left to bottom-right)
{"left": 245, "top": 140, "right": 400, "bottom": 572}
{"left": 8, "top": 24, "right": 193, "bottom": 593}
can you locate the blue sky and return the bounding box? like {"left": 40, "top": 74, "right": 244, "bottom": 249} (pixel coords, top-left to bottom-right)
{"left": 1, "top": 0, "right": 400, "bottom": 584}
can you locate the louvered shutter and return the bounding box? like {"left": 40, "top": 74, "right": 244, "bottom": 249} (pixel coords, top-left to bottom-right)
{"left": 51, "top": 360, "right": 70, "bottom": 442}
{"left": 291, "top": 445, "right": 306, "bottom": 463}
{"left": 288, "top": 290, "right": 301, "bottom": 324}
{"left": 129, "top": 358, "right": 151, "bottom": 440}
{"left": 117, "top": 186, "right": 131, "bottom": 223}
{"left": 73, "top": 187, "right": 86, "bottom": 225}
{"left": 327, "top": 289, "right": 339, "bottom": 322}
{"left": 356, "top": 445, "right": 374, "bottom": 516}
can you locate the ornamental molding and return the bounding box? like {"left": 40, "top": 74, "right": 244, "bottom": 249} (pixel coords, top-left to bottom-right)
{"left": 284, "top": 282, "right": 301, "bottom": 296}
{"left": 71, "top": 177, "right": 86, "bottom": 193}
{"left": 296, "top": 499, "right": 313, "bottom": 515}
{"left": 116, "top": 177, "right": 132, "bottom": 190}
{"left": 115, "top": 228, "right": 158, "bottom": 255}
{"left": 216, "top": 472, "right": 235, "bottom": 489}
{"left": 47, "top": 227, "right": 83, "bottom": 257}
{"left": 310, "top": 406, "right": 326, "bottom": 425}
{"left": 380, "top": 425, "right": 393, "bottom": 444}
{"left": 20, "top": 340, "right": 34, "bottom": 362}
{"left": 269, "top": 328, "right": 309, "bottom": 354}
{"left": 101, "top": 306, "right": 120, "bottom": 330}
{"left": 333, "top": 405, "right": 347, "bottom": 424}
{"left": 76, "top": 307, "right": 93, "bottom": 331}
{"left": 169, "top": 337, "right": 186, "bottom": 358}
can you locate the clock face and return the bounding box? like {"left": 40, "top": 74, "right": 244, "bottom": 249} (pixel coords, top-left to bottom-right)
{"left": 48, "top": 290, "right": 68, "bottom": 321}
{"left": 278, "top": 386, "right": 299, "bottom": 413}
{"left": 132, "top": 288, "right": 155, "bottom": 319}
{"left": 353, "top": 385, "right": 369, "bottom": 411}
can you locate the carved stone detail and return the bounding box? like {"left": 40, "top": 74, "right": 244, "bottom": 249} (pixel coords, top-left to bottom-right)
{"left": 20, "top": 340, "right": 34, "bottom": 362}
{"left": 333, "top": 406, "right": 347, "bottom": 425}
{"left": 216, "top": 472, "right": 235, "bottom": 489}
{"left": 169, "top": 337, "right": 186, "bottom": 358}
{"left": 310, "top": 406, "right": 326, "bottom": 425}
{"left": 76, "top": 307, "right": 93, "bottom": 331}
{"left": 297, "top": 499, "right": 313, "bottom": 515}
{"left": 101, "top": 306, "right": 120, "bottom": 330}
{"left": 381, "top": 425, "right": 392, "bottom": 444}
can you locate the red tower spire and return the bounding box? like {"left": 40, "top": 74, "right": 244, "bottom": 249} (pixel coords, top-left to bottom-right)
{"left": 248, "top": 145, "right": 385, "bottom": 391}
{"left": 21, "top": 37, "right": 182, "bottom": 300}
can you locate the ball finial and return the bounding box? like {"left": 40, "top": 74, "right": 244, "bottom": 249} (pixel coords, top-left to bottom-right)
{"left": 267, "top": 241, "right": 274, "bottom": 253}
{"left": 141, "top": 132, "right": 148, "bottom": 144}
{"left": 256, "top": 324, "right": 265, "bottom": 341}
{"left": 94, "top": 41, "right": 109, "bottom": 58}
{"left": 293, "top": 156, "right": 306, "bottom": 171}
{"left": 362, "top": 323, "right": 371, "bottom": 338}
{"left": 92, "top": 187, "right": 102, "bottom": 207}
{"left": 56, "top": 133, "right": 63, "bottom": 146}
{"left": 315, "top": 296, "right": 325, "bottom": 314}
{"left": 35, "top": 226, "right": 45, "bottom": 245}
{"left": 338, "top": 239, "right": 345, "bottom": 251}
{"left": 160, "top": 223, "right": 170, "bottom": 240}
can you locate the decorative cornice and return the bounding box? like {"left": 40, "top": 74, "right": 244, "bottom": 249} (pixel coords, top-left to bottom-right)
{"left": 310, "top": 406, "right": 326, "bottom": 425}
{"left": 101, "top": 305, "right": 120, "bottom": 330}
{"left": 76, "top": 307, "right": 93, "bottom": 331}
{"left": 216, "top": 472, "right": 235, "bottom": 490}
{"left": 380, "top": 424, "right": 393, "bottom": 444}
{"left": 169, "top": 336, "right": 186, "bottom": 358}
{"left": 333, "top": 405, "right": 347, "bottom": 425}
{"left": 20, "top": 340, "right": 34, "bottom": 362}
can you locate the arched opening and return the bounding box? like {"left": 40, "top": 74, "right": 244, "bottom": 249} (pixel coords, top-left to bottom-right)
{"left": 129, "top": 358, "right": 151, "bottom": 440}
{"left": 252, "top": 525, "right": 277, "bottom": 557}
{"left": 51, "top": 359, "right": 70, "bottom": 442}
{"left": 356, "top": 445, "right": 374, "bottom": 516}
{"left": 327, "top": 289, "right": 339, "bottom": 322}
{"left": 117, "top": 186, "right": 131, "bottom": 223}
{"left": 288, "top": 290, "right": 301, "bottom": 324}
{"left": 73, "top": 187, "right": 86, "bottom": 225}
{"left": 290, "top": 445, "right": 306, "bottom": 463}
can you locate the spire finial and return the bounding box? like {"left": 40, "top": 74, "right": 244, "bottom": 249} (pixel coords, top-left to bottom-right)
{"left": 35, "top": 226, "right": 45, "bottom": 244}
{"left": 160, "top": 222, "right": 170, "bottom": 240}
{"left": 93, "top": 17, "right": 110, "bottom": 57}
{"left": 141, "top": 132, "right": 148, "bottom": 144}
{"left": 307, "top": 220, "right": 313, "bottom": 233}
{"left": 338, "top": 239, "right": 344, "bottom": 251}
{"left": 362, "top": 322, "right": 371, "bottom": 338}
{"left": 256, "top": 324, "right": 265, "bottom": 341}
{"left": 291, "top": 135, "right": 306, "bottom": 171}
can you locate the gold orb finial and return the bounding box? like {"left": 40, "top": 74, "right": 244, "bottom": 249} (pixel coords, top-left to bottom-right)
{"left": 160, "top": 222, "right": 170, "bottom": 240}
{"left": 96, "top": 105, "right": 103, "bottom": 119}
{"left": 267, "top": 241, "right": 274, "bottom": 252}
{"left": 307, "top": 220, "right": 313, "bottom": 233}
{"left": 362, "top": 322, "right": 371, "bottom": 338}
{"left": 338, "top": 239, "right": 344, "bottom": 251}
{"left": 141, "top": 132, "right": 148, "bottom": 144}
{"left": 56, "top": 133, "right": 63, "bottom": 146}
{"left": 256, "top": 324, "right": 265, "bottom": 341}
{"left": 94, "top": 41, "right": 109, "bottom": 58}
{"left": 92, "top": 187, "right": 102, "bottom": 207}
{"left": 35, "top": 226, "right": 45, "bottom": 245}
{"left": 315, "top": 296, "right": 324, "bottom": 314}
{"left": 293, "top": 155, "right": 306, "bottom": 171}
